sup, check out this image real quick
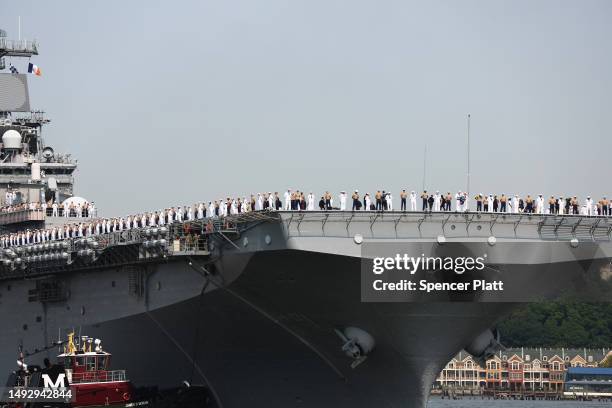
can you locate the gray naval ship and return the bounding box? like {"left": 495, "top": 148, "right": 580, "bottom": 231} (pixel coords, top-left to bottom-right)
{"left": 1, "top": 29, "right": 612, "bottom": 408}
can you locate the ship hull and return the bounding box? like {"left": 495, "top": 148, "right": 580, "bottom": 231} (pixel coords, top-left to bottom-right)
{"left": 62, "top": 250, "right": 518, "bottom": 408}
{"left": 2, "top": 212, "right": 612, "bottom": 407}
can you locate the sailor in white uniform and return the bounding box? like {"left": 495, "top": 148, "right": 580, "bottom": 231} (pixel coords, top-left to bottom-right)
{"left": 231, "top": 199, "right": 238, "bottom": 215}
{"left": 257, "top": 194, "right": 263, "bottom": 211}
{"left": 386, "top": 192, "right": 393, "bottom": 211}
{"left": 512, "top": 195, "right": 519, "bottom": 213}
{"left": 63, "top": 202, "right": 69, "bottom": 217}
{"left": 268, "top": 193, "right": 274, "bottom": 210}
{"left": 536, "top": 194, "right": 544, "bottom": 214}
{"left": 433, "top": 191, "right": 441, "bottom": 212}
{"left": 187, "top": 206, "right": 194, "bottom": 221}
{"left": 197, "top": 203, "right": 204, "bottom": 219}
{"left": 307, "top": 192, "right": 315, "bottom": 211}
{"left": 488, "top": 195, "right": 494, "bottom": 213}
{"left": 52, "top": 202, "right": 58, "bottom": 217}
{"left": 339, "top": 191, "right": 347, "bottom": 211}
{"left": 585, "top": 196, "right": 594, "bottom": 216}
{"left": 558, "top": 197, "right": 564, "bottom": 215}
{"left": 284, "top": 190, "right": 291, "bottom": 211}
{"left": 364, "top": 193, "right": 371, "bottom": 211}
{"left": 455, "top": 191, "right": 463, "bottom": 212}
{"left": 410, "top": 191, "right": 417, "bottom": 211}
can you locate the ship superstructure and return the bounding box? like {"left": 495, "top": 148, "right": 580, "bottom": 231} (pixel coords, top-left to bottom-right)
{"left": 0, "top": 29, "right": 80, "bottom": 233}
{"left": 0, "top": 28, "right": 611, "bottom": 408}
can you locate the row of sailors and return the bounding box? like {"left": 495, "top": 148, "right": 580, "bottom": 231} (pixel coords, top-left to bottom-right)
{"left": 472, "top": 194, "right": 609, "bottom": 216}
{"left": 50, "top": 201, "right": 97, "bottom": 218}
{"left": 0, "top": 202, "right": 32, "bottom": 213}
{"left": 0, "top": 193, "right": 314, "bottom": 248}
{"left": 1, "top": 212, "right": 180, "bottom": 248}
{"left": 0, "top": 200, "right": 97, "bottom": 218}
{"left": 181, "top": 192, "right": 608, "bottom": 216}
{"left": 4, "top": 190, "right": 19, "bottom": 207}
{"left": 2, "top": 190, "right": 612, "bottom": 248}
{"left": 0, "top": 200, "right": 251, "bottom": 248}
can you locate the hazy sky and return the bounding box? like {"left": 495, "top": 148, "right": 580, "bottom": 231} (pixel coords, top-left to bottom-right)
{"left": 2, "top": 0, "right": 611, "bottom": 216}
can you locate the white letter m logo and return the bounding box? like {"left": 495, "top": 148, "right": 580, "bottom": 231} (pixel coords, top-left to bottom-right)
{"left": 42, "top": 373, "right": 65, "bottom": 388}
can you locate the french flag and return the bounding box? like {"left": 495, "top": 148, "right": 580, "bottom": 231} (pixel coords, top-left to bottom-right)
{"left": 28, "top": 63, "right": 42, "bottom": 76}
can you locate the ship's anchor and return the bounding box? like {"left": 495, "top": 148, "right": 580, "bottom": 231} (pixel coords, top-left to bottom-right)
{"left": 465, "top": 328, "right": 506, "bottom": 367}
{"left": 335, "top": 327, "right": 375, "bottom": 369}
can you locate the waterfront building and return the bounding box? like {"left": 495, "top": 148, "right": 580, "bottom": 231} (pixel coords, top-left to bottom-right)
{"left": 436, "top": 348, "right": 612, "bottom": 393}
{"left": 564, "top": 367, "right": 612, "bottom": 397}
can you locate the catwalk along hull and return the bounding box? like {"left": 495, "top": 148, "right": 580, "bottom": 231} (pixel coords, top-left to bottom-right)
{"left": 1, "top": 212, "right": 611, "bottom": 408}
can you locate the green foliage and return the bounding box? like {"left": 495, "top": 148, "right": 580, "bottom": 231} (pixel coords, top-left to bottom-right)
{"left": 496, "top": 301, "right": 612, "bottom": 348}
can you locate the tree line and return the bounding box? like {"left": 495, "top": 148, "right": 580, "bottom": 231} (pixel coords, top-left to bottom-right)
{"left": 496, "top": 300, "right": 612, "bottom": 349}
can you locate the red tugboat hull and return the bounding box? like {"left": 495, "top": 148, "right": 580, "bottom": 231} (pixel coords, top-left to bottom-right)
{"left": 72, "top": 380, "right": 133, "bottom": 407}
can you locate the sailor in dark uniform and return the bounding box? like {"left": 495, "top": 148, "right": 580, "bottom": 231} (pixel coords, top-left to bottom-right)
{"left": 475, "top": 194, "right": 483, "bottom": 212}
{"left": 400, "top": 190, "right": 407, "bottom": 211}
{"left": 421, "top": 191, "right": 428, "bottom": 211}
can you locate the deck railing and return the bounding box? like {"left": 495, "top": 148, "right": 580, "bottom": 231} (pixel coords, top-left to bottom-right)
{"left": 70, "top": 370, "right": 127, "bottom": 384}
{"left": 0, "top": 38, "right": 38, "bottom": 54}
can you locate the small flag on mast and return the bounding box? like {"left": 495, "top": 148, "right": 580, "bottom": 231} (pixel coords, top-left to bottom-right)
{"left": 28, "top": 63, "right": 41, "bottom": 76}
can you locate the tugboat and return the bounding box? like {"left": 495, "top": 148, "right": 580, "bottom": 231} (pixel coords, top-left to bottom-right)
{"left": 58, "top": 332, "right": 133, "bottom": 406}
{"left": 3, "top": 333, "right": 215, "bottom": 408}
{"left": 3, "top": 332, "right": 133, "bottom": 407}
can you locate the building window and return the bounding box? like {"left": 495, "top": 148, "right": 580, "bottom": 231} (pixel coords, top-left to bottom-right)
{"left": 525, "top": 355, "right": 530, "bottom": 361}
{"left": 543, "top": 356, "right": 548, "bottom": 362}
